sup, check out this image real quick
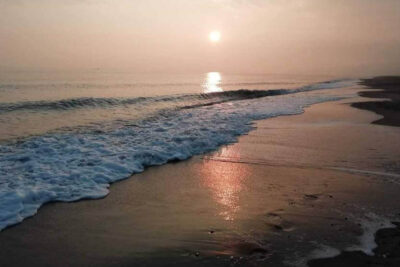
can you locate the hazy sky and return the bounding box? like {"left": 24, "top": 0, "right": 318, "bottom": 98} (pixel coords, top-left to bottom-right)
{"left": 1, "top": 0, "right": 400, "bottom": 76}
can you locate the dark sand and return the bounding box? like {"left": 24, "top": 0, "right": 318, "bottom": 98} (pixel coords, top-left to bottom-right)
{"left": 352, "top": 76, "right": 400, "bottom": 127}
{"left": 1, "top": 83, "right": 400, "bottom": 266}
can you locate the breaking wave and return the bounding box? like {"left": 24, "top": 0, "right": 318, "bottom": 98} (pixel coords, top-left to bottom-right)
{"left": 0, "top": 79, "right": 351, "bottom": 113}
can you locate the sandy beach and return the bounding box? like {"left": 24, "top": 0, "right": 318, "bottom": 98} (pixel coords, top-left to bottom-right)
{"left": 0, "top": 79, "right": 399, "bottom": 266}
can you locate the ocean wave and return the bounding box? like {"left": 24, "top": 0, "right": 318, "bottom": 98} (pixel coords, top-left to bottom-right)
{"left": 0, "top": 79, "right": 356, "bottom": 230}
{"left": 0, "top": 79, "right": 352, "bottom": 113}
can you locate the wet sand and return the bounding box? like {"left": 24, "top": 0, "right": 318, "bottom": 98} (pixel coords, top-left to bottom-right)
{"left": 307, "top": 78, "right": 400, "bottom": 266}
{"left": 1, "top": 84, "right": 400, "bottom": 266}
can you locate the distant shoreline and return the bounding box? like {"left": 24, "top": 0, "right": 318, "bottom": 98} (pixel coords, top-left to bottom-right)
{"left": 352, "top": 76, "right": 400, "bottom": 127}
{"left": 308, "top": 76, "right": 400, "bottom": 267}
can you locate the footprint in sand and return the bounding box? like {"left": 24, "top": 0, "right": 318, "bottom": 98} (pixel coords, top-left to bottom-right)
{"left": 304, "top": 194, "right": 320, "bottom": 200}
{"left": 265, "top": 211, "right": 295, "bottom": 232}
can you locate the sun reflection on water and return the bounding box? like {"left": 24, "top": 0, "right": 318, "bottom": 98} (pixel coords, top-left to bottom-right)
{"left": 203, "top": 72, "right": 223, "bottom": 93}
{"left": 201, "top": 151, "right": 249, "bottom": 221}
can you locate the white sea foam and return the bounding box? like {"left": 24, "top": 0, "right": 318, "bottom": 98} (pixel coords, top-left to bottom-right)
{"left": 309, "top": 244, "right": 342, "bottom": 259}
{"left": 301, "top": 212, "right": 395, "bottom": 266}
{"left": 347, "top": 212, "right": 395, "bottom": 255}
{"left": 284, "top": 244, "right": 341, "bottom": 267}
{"left": 0, "top": 80, "right": 355, "bottom": 230}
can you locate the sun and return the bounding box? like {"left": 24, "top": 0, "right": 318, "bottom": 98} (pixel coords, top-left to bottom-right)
{"left": 209, "top": 31, "right": 221, "bottom": 42}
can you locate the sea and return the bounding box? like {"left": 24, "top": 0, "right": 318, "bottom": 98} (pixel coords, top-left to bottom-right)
{"left": 0, "top": 71, "right": 356, "bottom": 230}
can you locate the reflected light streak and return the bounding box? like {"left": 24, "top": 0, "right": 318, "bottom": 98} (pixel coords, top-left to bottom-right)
{"left": 203, "top": 72, "right": 223, "bottom": 93}
{"left": 201, "top": 152, "right": 249, "bottom": 221}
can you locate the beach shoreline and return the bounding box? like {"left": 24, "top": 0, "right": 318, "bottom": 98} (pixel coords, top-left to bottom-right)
{"left": 0, "top": 81, "right": 400, "bottom": 266}
{"left": 351, "top": 76, "right": 400, "bottom": 126}
{"left": 2, "top": 0, "right": 400, "bottom": 265}
{"left": 307, "top": 76, "right": 400, "bottom": 266}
